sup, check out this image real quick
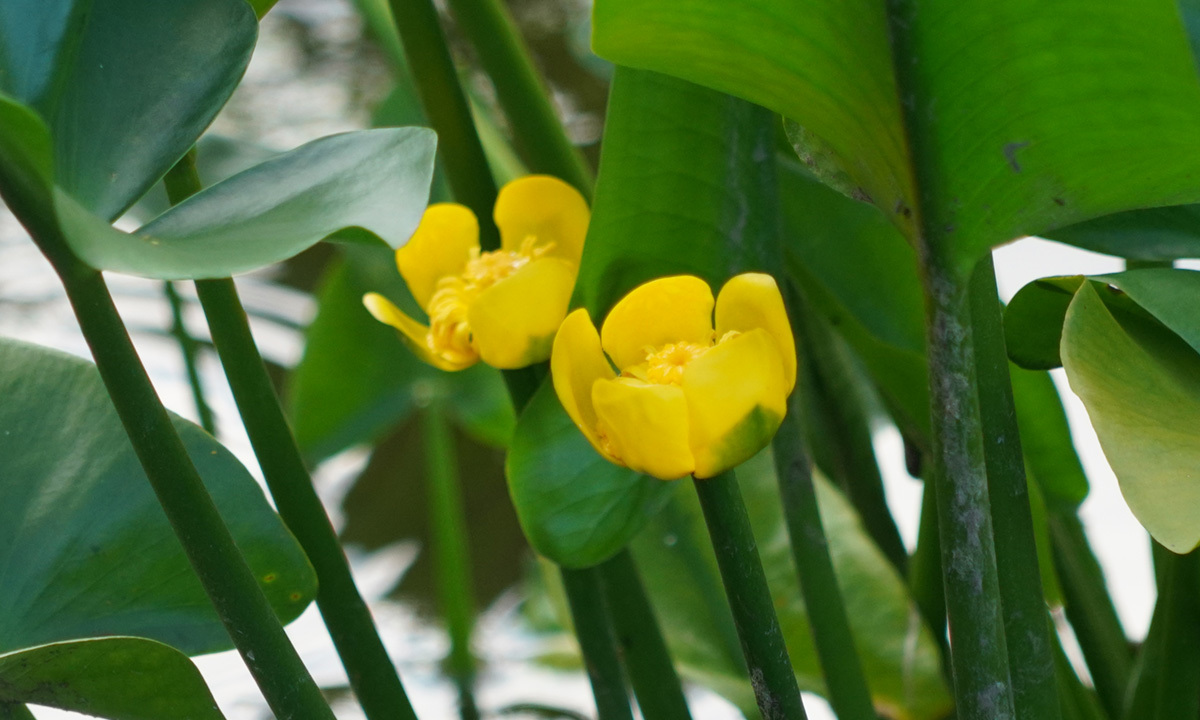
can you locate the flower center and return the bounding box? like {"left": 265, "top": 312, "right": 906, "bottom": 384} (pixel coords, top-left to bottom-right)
{"left": 425, "top": 235, "right": 552, "bottom": 360}
{"left": 641, "top": 341, "right": 712, "bottom": 385}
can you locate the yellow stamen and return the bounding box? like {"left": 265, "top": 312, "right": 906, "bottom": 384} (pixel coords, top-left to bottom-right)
{"left": 425, "top": 236, "right": 554, "bottom": 361}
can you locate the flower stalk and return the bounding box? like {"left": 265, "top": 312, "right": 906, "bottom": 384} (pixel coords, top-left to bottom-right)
{"left": 692, "top": 470, "right": 808, "bottom": 720}
{"left": 163, "top": 155, "right": 420, "bottom": 720}
{"left": 560, "top": 566, "right": 636, "bottom": 720}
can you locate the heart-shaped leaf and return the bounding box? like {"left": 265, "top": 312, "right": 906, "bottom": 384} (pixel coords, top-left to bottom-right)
{"left": 506, "top": 380, "right": 674, "bottom": 568}
{"left": 0, "top": 638, "right": 222, "bottom": 720}
{"left": 0, "top": 0, "right": 257, "bottom": 221}
{"left": 594, "top": 0, "right": 1200, "bottom": 278}
{"left": 0, "top": 338, "right": 316, "bottom": 656}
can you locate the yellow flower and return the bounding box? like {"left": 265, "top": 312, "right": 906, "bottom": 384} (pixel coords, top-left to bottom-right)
{"left": 551, "top": 273, "right": 797, "bottom": 480}
{"left": 363, "top": 175, "right": 589, "bottom": 370}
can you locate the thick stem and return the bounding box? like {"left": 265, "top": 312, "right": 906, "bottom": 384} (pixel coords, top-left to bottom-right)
{"left": 163, "top": 281, "right": 215, "bottom": 434}
{"left": 195, "top": 277, "right": 419, "bottom": 720}
{"left": 386, "top": 0, "right": 499, "bottom": 250}
{"left": 443, "top": 0, "right": 593, "bottom": 198}
{"left": 772, "top": 400, "right": 877, "bottom": 720}
{"left": 52, "top": 256, "right": 334, "bottom": 720}
{"left": 923, "top": 259, "right": 1015, "bottom": 720}
{"left": 1048, "top": 514, "right": 1131, "bottom": 718}
{"left": 560, "top": 567, "right": 635, "bottom": 720}
{"left": 968, "top": 254, "right": 1061, "bottom": 720}
{"left": 692, "top": 471, "right": 808, "bottom": 720}
{"left": 422, "top": 399, "right": 480, "bottom": 720}
{"left": 163, "top": 152, "right": 420, "bottom": 720}
{"left": 1122, "top": 547, "right": 1200, "bottom": 720}
{"left": 599, "top": 549, "right": 693, "bottom": 720}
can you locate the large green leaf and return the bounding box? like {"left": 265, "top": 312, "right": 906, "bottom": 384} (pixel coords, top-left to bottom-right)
{"left": 53, "top": 128, "right": 437, "bottom": 279}
{"left": 629, "top": 450, "right": 952, "bottom": 719}
{"left": 0, "top": 0, "right": 257, "bottom": 221}
{"left": 1046, "top": 206, "right": 1200, "bottom": 262}
{"left": 288, "top": 244, "right": 514, "bottom": 463}
{"left": 0, "top": 338, "right": 316, "bottom": 656}
{"left": 574, "top": 66, "right": 779, "bottom": 318}
{"left": 506, "top": 381, "right": 675, "bottom": 568}
{"left": 1057, "top": 271, "right": 1200, "bottom": 552}
{"left": 594, "top": 0, "right": 1200, "bottom": 277}
{"left": 0, "top": 638, "right": 222, "bottom": 720}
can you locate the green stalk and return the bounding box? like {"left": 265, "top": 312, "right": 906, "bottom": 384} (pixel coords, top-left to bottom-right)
{"left": 771, "top": 396, "right": 877, "bottom": 720}
{"left": 0, "top": 706, "right": 35, "bottom": 720}
{"left": 422, "top": 398, "right": 480, "bottom": 720}
{"left": 1122, "top": 547, "right": 1200, "bottom": 720}
{"left": 598, "top": 549, "right": 693, "bottom": 720}
{"left": 560, "top": 567, "right": 636, "bottom": 720}
{"left": 921, "top": 255, "right": 1016, "bottom": 720}
{"left": 792, "top": 286, "right": 908, "bottom": 574}
{"left": 442, "top": 0, "right": 593, "bottom": 198}
{"left": 386, "top": 0, "right": 500, "bottom": 250}
{"left": 909, "top": 478, "right": 951, "bottom": 671}
{"left": 692, "top": 471, "right": 808, "bottom": 720}
{"left": 43, "top": 250, "right": 335, "bottom": 720}
{"left": 968, "top": 254, "right": 1061, "bottom": 720}
{"left": 162, "top": 155, "right": 421, "bottom": 720}
{"left": 1048, "top": 514, "right": 1130, "bottom": 718}
{"left": 1053, "top": 633, "right": 1109, "bottom": 720}
{"left": 163, "top": 280, "right": 216, "bottom": 434}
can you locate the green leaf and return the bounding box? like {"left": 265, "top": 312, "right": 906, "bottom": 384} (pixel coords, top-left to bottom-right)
{"left": 0, "top": 638, "right": 223, "bottom": 720}
{"left": 1003, "top": 276, "right": 1086, "bottom": 371}
{"left": 574, "top": 66, "right": 779, "bottom": 318}
{"left": 289, "top": 245, "right": 514, "bottom": 462}
{"left": 594, "top": 0, "right": 1200, "bottom": 277}
{"left": 1010, "top": 367, "right": 1089, "bottom": 509}
{"left": 54, "top": 128, "right": 437, "bottom": 279}
{"left": 506, "top": 380, "right": 675, "bottom": 568}
{"left": 1060, "top": 278, "right": 1200, "bottom": 552}
{"left": 629, "top": 450, "right": 952, "bottom": 719}
{"left": 0, "top": 0, "right": 257, "bottom": 220}
{"left": 0, "top": 338, "right": 316, "bottom": 656}
{"left": 1046, "top": 205, "right": 1200, "bottom": 262}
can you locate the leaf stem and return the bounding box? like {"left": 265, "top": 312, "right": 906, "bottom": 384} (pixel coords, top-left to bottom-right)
{"left": 45, "top": 249, "right": 335, "bottom": 720}
{"left": 163, "top": 281, "right": 215, "bottom": 434}
{"left": 922, "top": 255, "right": 1016, "bottom": 720}
{"left": 385, "top": 0, "right": 500, "bottom": 250}
{"left": 443, "top": 0, "right": 593, "bottom": 199}
{"left": 162, "top": 152, "right": 421, "bottom": 720}
{"left": 560, "top": 566, "right": 636, "bottom": 720}
{"left": 422, "top": 398, "right": 481, "bottom": 720}
{"left": 1048, "top": 514, "right": 1130, "bottom": 717}
{"left": 968, "top": 253, "right": 1061, "bottom": 720}
{"left": 692, "top": 470, "right": 809, "bottom": 720}
{"left": 598, "top": 549, "right": 694, "bottom": 720}
{"left": 772, "top": 394, "right": 878, "bottom": 720}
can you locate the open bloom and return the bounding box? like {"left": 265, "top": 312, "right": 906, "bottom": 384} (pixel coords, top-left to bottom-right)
{"left": 551, "top": 274, "right": 797, "bottom": 480}
{"left": 364, "top": 175, "right": 589, "bottom": 370}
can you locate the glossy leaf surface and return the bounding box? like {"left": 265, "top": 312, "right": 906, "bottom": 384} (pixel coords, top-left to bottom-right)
{"left": 0, "top": 0, "right": 256, "bottom": 220}
{"left": 629, "top": 451, "right": 952, "bottom": 719}
{"left": 0, "top": 339, "right": 316, "bottom": 656}
{"left": 594, "top": 0, "right": 1200, "bottom": 277}
{"left": 506, "top": 381, "right": 675, "bottom": 568}
{"left": 0, "top": 638, "right": 222, "bottom": 720}
{"left": 56, "top": 128, "right": 437, "bottom": 279}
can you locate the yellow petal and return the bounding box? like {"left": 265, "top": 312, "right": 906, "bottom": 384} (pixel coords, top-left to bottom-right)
{"left": 592, "top": 377, "right": 695, "bottom": 480}
{"left": 551, "top": 308, "right": 617, "bottom": 459}
{"left": 494, "top": 175, "right": 590, "bottom": 265}
{"left": 363, "top": 292, "right": 475, "bottom": 372}
{"left": 396, "top": 203, "right": 480, "bottom": 309}
{"left": 467, "top": 257, "right": 576, "bottom": 369}
{"left": 600, "top": 275, "right": 716, "bottom": 371}
{"left": 682, "top": 328, "right": 788, "bottom": 478}
{"left": 715, "top": 273, "right": 797, "bottom": 392}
